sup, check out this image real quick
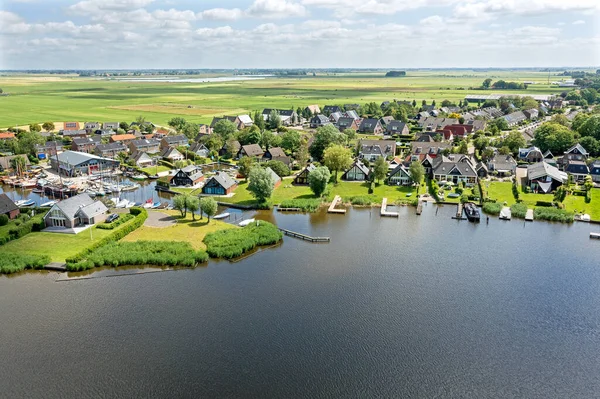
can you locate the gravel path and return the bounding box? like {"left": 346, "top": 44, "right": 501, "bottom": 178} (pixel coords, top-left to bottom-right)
{"left": 144, "top": 211, "right": 177, "bottom": 227}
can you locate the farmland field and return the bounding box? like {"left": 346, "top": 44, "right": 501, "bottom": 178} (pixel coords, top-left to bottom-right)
{"left": 0, "top": 70, "right": 565, "bottom": 129}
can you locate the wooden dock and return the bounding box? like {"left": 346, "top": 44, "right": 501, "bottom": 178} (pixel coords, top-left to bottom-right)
{"left": 416, "top": 199, "right": 423, "bottom": 215}
{"left": 380, "top": 198, "right": 399, "bottom": 218}
{"left": 44, "top": 263, "right": 67, "bottom": 272}
{"left": 499, "top": 207, "right": 511, "bottom": 220}
{"left": 456, "top": 203, "right": 463, "bottom": 219}
{"left": 327, "top": 195, "right": 346, "bottom": 214}
{"left": 525, "top": 209, "right": 534, "bottom": 221}
{"left": 279, "top": 228, "right": 330, "bottom": 243}
{"left": 590, "top": 232, "right": 600, "bottom": 239}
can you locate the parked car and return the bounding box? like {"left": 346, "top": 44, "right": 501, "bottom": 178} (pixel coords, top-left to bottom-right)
{"left": 106, "top": 213, "right": 119, "bottom": 223}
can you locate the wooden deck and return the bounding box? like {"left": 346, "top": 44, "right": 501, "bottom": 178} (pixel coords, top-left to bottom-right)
{"left": 525, "top": 209, "right": 534, "bottom": 221}
{"left": 279, "top": 228, "right": 330, "bottom": 243}
{"left": 327, "top": 195, "right": 346, "bottom": 214}
{"left": 416, "top": 199, "right": 423, "bottom": 215}
{"left": 456, "top": 203, "right": 463, "bottom": 218}
{"left": 380, "top": 198, "right": 399, "bottom": 218}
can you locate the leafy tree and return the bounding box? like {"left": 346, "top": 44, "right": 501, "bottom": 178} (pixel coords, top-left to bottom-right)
{"left": 224, "top": 138, "right": 239, "bottom": 158}
{"left": 571, "top": 113, "right": 590, "bottom": 132}
{"left": 394, "top": 107, "right": 408, "bottom": 122}
{"left": 457, "top": 140, "right": 468, "bottom": 154}
{"left": 29, "top": 123, "right": 41, "bottom": 132}
{"left": 309, "top": 124, "right": 346, "bottom": 161}
{"left": 503, "top": 131, "right": 526, "bottom": 154}
{"left": 533, "top": 122, "right": 576, "bottom": 153}
{"left": 581, "top": 88, "right": 598, "bottom": 104}
{"left": 16, "top": 131, "right": 45, "bottom": 155}
{"left": 280, "top": 130, "right": 301, "bottom": 153}
{"left": 0, "top": 214, "right": 8, "bottom": 226}
{"left": 238, "top": 156, "right": 254, "bottom": 181}
{"left": 432, "top": 100, "right": 436, "bottom": 107}
{"left": 213, "top": 119, "right": 237, "bottom": 141}
{"left": 295, "top": 141, "right": 310, "bottom": 165}
{"left": 550, "top": 114, "right": 570, "bottom": 127}
{"left": 565, "top": 91, "right": 582, "bottom": 102}
{"left": 494, "top": 118, "right": 509, "bottom": 131}
{"left": 181, "top": 122, "right": 198, "bottom": 140}
{"left": 482, "top": 78, "right": 493, "bottom": 89}
{"left": 422, "top": 100, "right": 427, "bottom": 106}
{"left": 200, "top": 197, "right": 218, "bottom": 221}
{"left": 372, "top": 156, "right": 387, "bottom": 183}
{"left": 578, "top": 114, "right": 600, "bottom": 140}
{"left": 0, "top": 88, "right": 3, "bottom": 94}
{"left": 579, "top": 136, "right": 599, "bottom": 156}
{"left": 408, "top": 160, "right": 425, "bottom": 189}
{"left": 135, "top": 115, "right": 147, "bottom": 127}
{"left": 253, "top": 110, "right": 265, "bottom": 130}
{"left": 202, "top": 135, "right": 223, "bottom": 152}
{"left": 498, "top": 146, "right": 511, "bottom": 155}
{"left": 554, "top": 186, "right": 567, "bottom": 203}
{"left": 441, "top": 100, "right": 453, "bottom": 107}
{"left": 42, "top": 122, "right": 55, "bottom": 132}
{"left": 265, "top": 160, "right": 290, "bottom": 177}
{"left": 174, "top": 160, "right": 186, "bottom": 169}
{"left": 248, "top": 167, "right": 275, "bottom": 202}
{"left": 474, "top": 136, "right": 490, "bottom": 152}
{"left": 412, "top": 99, "right": 417, "bottom": 107}
{"left": 260, "top": 130, "right": 281, "bottom": 149}
{"left": 308, "top": 166, "right": 330, "bottom": 197}
{"left": 238, "top": 128, "right": 262, "bottom": 145}
{"left": 186, "top": 196, "right": 200, "bottom": 221}
{"left": 267, "top": 110, "right": 281, "bottom": 130}
{"left": 342, "top": 128, "right": 356, "bottom": 143}
{"left": 520, "top": 98, "right": 539, "bottom": 111}
{"left": 168, "top": 117, "right": 187, "bottom": 132}
{"left": 448, "top": 112, "right": 461, "bottom": 119}
{"left": 10, "top": 156, "right": 27, "bottom": 176}
{"left": 323, "top": 144, "right": 352, "bottom": 183}
{"left": 173, "top": 195, "right": 187, "bottom": 217}
{"left": 119, "top": 122, "right": 130, "bottom": 131}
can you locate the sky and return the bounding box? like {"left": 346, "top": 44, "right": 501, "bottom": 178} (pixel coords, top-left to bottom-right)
{"left": 0, "top": 0, "right": 599, "bottom": 70}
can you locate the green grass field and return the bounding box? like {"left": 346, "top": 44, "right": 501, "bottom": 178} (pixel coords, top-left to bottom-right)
{"left": 0, "top": 71, "right": 564, "bottom": 128}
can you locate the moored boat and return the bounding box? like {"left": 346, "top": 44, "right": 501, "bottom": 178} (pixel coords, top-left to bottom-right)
{"left": 132, "top": 174, "right": 147, "bottom": 181}
{"left": 15, "top": 199, "right": 35, "bottom": 207}
{"left": 40, "top": 200, "right": 56, "bottom": 207}
{"left": 464, "top": 202, "right": 480, "bottom": 223}
{"left": 214, "top": 212, "right": 230, "bottom": 220}
{"left": 238, "top": 218, "right": 255, "bottom": 227}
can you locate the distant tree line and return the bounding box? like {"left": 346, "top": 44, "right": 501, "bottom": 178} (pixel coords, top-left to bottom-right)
{"left": 385, "top": 71, "right": 407, "bottom": 77}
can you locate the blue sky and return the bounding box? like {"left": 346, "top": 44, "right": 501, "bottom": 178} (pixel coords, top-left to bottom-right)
{"left": 0, "top": 0, "right": 599, "bottom": 69}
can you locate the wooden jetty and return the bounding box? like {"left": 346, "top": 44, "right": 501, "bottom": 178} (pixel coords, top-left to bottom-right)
{"left": 279, "top": 228, "right": 330, "bottom": 243}
{"left": 456, "top": 203, "right": 463, "bottom": 218}
{"left": 590, "top": 232, "right": 600, "bottom": 240}
{"left": 380, "top": 198, "right": 399, "bottom": 218}
{"left": 525, "top": 209, "right": 534, "bottom": 221}
{"left": 327, "top": 195, "right": 346, "bottom": 214}
{"left": 499, "top": 207, "right": 511, "bottom": 220}
{"left": 416, "top": 198, "right": 423, "bottom": 215}
{"left": 44, "top": 263, "right": 67, "bottom": 272}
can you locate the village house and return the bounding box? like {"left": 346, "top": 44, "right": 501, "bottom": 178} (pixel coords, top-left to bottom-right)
{"left": 294, "top": 164, "right": 316, "bottom": 185}
{"left": 342, "top": 110, "right": 360, "bottom": 120}
{"left": 44, "top": 193, "right": 107, "bottom": 229}
{"left": 110, "top": 134, "right": 137, "bottom": 145}
{"left": 310, "top": 115, "right": 332, "bottom": 128}
{"left": 189, "top": 142, "right": 210, "bottom": 158}
{"left": 131, "top": 151, "right": 154, "bottom": 168}
{"left": 0, "top": 132, "right": 16, "bottom": 141}
{"left": 418, "top": 117, "right": 458, "bottom": 131}
{"left": 589, "top": 160, "right": 600, "bottom": 183}
{"left": 323, "top": 105, "right": 342, "bottom": 115}
{"left": 305, "top": 105, "right": 321, "bottom": 115}
{"left": 0, "top": 193, "right": 19, "bottom": 220}
{"left": 202, "top": 171, "right": 238, "bottom": 195}
{"left": 102, "top": 122, "right": 120, "bottom": 130}
{"left": 161, "top": 147, "right": 185, "bottom": 162}
{"left": 160, "top": 135, "right": 188, "bottom": 150}
{"left": 431, "top": 155, "right": 478, "bottom": 185}
{"left": 265, "top": 167, "right": 282, "bottom": 188}
{"left": 261, "top": 109, "right": 298, "bottom": 126}
{"left": 358, "top": 139, "right": 396, "bottom": 162}
{"left": 63, "top": 122, "right": 80, "bottom": 131}
{"left": 61, "top": 129, "right": 88, "bottom": 138}
{"left": 336, "top": 117, "right": 359, "bottom": 131}
{"left": 518, "top": 146, "right": 544, "bottom": 163}
{"left": 219, "top": 140, "right": 241, "bottom": 157}
{"left": 388, "top": 164, "right": 411, "bottom": 186}
{"left": 170, "top": 166, "right": 204, "bottom": 187}
{"left": 197, "top": 124, "right": 213, "bottom": 137}
{"left": 379, "top": 116, "right": 395, "bottom": 128}
{"left": 523, "top": 109, "right": 539, "bottom": 120}
{"left": 95, "top": 142, "right": 127, "bottom": 159}
{"left": 385, "top": 121, "right": 409, "bottom": 136}
{"left": 238, "top": 115, "right": 254, "bottom": 128}
{"left": 560, "top": 143, "right": 588, "bottom": 166}
{"left": 342, "top": 159, "right": 370, "bottom": 181}
{"left": 71, "top": 136, "right": 101, "bottom": 153}
{"left": 128, "top": 138, "right": 161, "bottom": 154}
{"left": 564, "top": 160, "right": 589, "bottom": 182}
{"left": 410, "top": 136, "right": 450, "bottom": 160}
{"left": 211, "top": 115, "right": 244, "bottom": 130}
{"left": 502, "top": 111, "right": 527, "bottom": 127}
{"left": 262, "top": 147, "right": 287, "bottom": 161}
{"left": 358, "top": 118, "right": 384, "bottom": 135}
{"left": 94, "top": 129, "right": 115, "bottom": 138}
{"left": 84, "top": 122, "right": 101, "bottom": 134}
{"left": 328, "top": 112, "right": 342, "bottom": 123}
{"left": 237, "top": 144, "right": 264, "bottom": 159}
{"left": 35, "top": 141, "right": 63, "bottom": 160}
{"left": 0, "top": 155, "right": 30, "bottom": 173}
{"left": 487, "top": 154, "right": 517, "bottom": 176}
{"left": 50, "top": 151, "right": 119, "bottom": 176}
{"left": 526, "top": 162, "right": 567, "bottom": 193}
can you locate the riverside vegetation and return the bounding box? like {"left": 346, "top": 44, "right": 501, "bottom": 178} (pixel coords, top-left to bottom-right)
{"left": 0, "top": 253, "right": 50, "bottom": 274}
{"left": 203, "top": 221, "right": 283, "bottom": 259}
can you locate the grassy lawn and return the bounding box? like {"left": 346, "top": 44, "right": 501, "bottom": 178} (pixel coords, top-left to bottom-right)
{"left": 121, "top": 211, "right": 234, "bottom": 250}
{"left": 141, "top": 165, "right": 171, "bottom": 174}
{"left": 171, "top": 187, "right": 201, "bottom": 195}
{"left": 486, "top": 181, "right": 600, "bottom": 220}
{"left": 2, "top": 227, "right": 114, "bottom": 263}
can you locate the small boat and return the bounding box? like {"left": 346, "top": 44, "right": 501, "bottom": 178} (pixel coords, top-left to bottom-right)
{"left": 32, "top": 188, "right": 44, "bottom": 194}
{"left": 238, "top": 218, "right": 255, "bottom": 227}
{"left": 464, "top": 202, "right": 481, "bottom": 223}
{"left": 131, "top": 174, "right": 147, "bottom": 181}
{"left": 116, "top": 199, "right": 129, "bottom": 208}
{"left": 213, "top": 212, "right": 230, "bottom": 220}
{"left": 405, "top": 193, "right": 413, "bottom": 197}
{"left": 86, "top": 190, "right": 97, "bottom": 198}
{"left": 40, "top": 200, "right": 56, "bottom": 207}
{"left": 96, "top": 189, "right": 105, "bottom": 197}
{"left": 125, "top": 200, "right": 135, "bottom": 208}
{"left": 21, "top": 180, "right": 37, "bottom": 188}
{"left": 150, "top": 202, "right": 161, "bottom": 209}
{"left": 499, "top": 207, "right": 511, "bottom": 221}
{"left": 15, "top": 199, "right": 35, "bottom": 207}
{"left": 575, "top": 214, "right": 591, "bottom": 222}
{"left": 121, "top": 183, "right": 140, "bottom": 192}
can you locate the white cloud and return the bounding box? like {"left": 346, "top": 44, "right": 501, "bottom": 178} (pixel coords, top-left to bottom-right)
{"left": 198, "top": 8, "right": 244, "bottom": 21}
{"left": 153, "top": 9, "right": 197, "bottom": 21}
{"left": 198, "top": 0, "right": 306, "bottom": 20}
{"left": 69, "top": 0, "right": 155, "bottom": 14}
{"left": 573, "top": 20, "right": 586, "bottom": 25}
{"left": 453, "top": 0, "right": 600, "bottom": 21}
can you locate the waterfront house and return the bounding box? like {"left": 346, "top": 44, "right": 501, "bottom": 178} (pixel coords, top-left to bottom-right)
{"left": 35, "top": 141, "right": 63, "bottom": 160}
{"left": 358, "top": 139, "right": 396, "bottom": 162}
{"left": 388, "top": 164, "right": 411, "bottom": 186}
{"left": 110, "top": 134, "right": 137, "bottom": 145}
{"left": 358, "top": 118, "right": 384, "bottom": 135}
{"left": 564, "top": 160, "right": 589, "bottom": 182}
{"left": 385, "top": 121, "right": 409, "bottom": 136}
{"left": 202, "top": 171, "right": 238, "bottom": 195}
{"left": 432, "top": 155, "right": 478, "bottom": 185}
{"left": 95, "top": 143, "right": 127, "bottom": 159}
{"left": 336, "top": 117, "right": 359, "bottom": 131}
{"left": 102, "top": 122, "right": 120, "bottom": 130}
{"left": 518, "top": 146, "right": 544, "bottom": 163}
{"left": 50, "top": 151, "right": 119, "bottom": 176}
{"left": 526, "top": 162, "right": 567, "bottom": 193}
{"left": 589, "top": 160, "right": 600, "bottom": 183}
{"left": 323, "top": 105, "right": 342, "bottom": 115}
{"left": 561, "top": 143, "right": 588, "bottom": 164}
{"left": 44, "top": 193, "right": 107, "bottom": 229}
{"left": 265, "top": 167, "right": 282, "bottom": 188}
{"left": 161, "top": 147, "right": 184, "bottom": 162}
{"left": 0, "top": 155, "right": 31, "bottom": 173}
{"left": 160, "top": 135, "right": 188, "bottom": 150}
{"left": 487, "top": 154, "right": 517, "bottom": 176}
{"left": 342, "top": 160, "right": 370, "bottom": 181}
{"left": 0, "top": 193, "right": 19, "bottom": 219}
{"left": 310, "top": 115, "right": 332, "bottom": 128}
{"left": 131, "top": 151, "right": 154, "bottom": 168}
{"left": 84, "top": 122, "right": 101, "bottom": 134}
{"left": 170, "top": 166, "right": 204, "bottom": 187}
{"left": 71, "top": 136, "right": 101, "bottom": 153}
{"left": 128, "top": 138, "right": 161, "bottom": 154}
{"left": 294, "top": 164, "right": 316, "bottom": 185}
{"left": 189, "top": 142, "right": 210, "bottom": 158}
{"left": 237, "top": 144, "right": 264, "bottom": 159}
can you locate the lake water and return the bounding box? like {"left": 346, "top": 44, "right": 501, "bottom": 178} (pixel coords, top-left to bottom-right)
{"left": 1, "top": 205, "right": 600, "bottom": 398}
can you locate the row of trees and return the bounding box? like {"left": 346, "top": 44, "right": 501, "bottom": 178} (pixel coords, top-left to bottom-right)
{"left": 481, "top": 79, "right": 528, "bottom": 90}
{"left": 172, "top": 195, "right": 218, "bottom": 221}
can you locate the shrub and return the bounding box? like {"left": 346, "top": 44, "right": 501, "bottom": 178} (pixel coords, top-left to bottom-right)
{"left": 429, "top": 179, "right": 441, "bottom": 202}
{"left": 97, "top": 213, "right": 134, "bottom": 230}
{"left": 0, "top": 214, "right": 8, "bottom": 226}
{"left": 535, "top": 201, "right": 553, "bottom": 207}
{"left": 482, "top": 201, "right": 502, "bottom": 215}
{"left": 512, "top": 180, "right": 520, "bottom": 201}
{"left": 279, "top": 198, "right": 322, "bottom": 212}
{"left": 0, "top": 214, "right": 45, "bottom": 246}
{"left": 1, "top": 253, "right": 50, "bottom": 274}
{"left": 533, "top": 207, "right": 574, "bottom": 223}
{"left": 66, "top": 241, "right": 208, "bottom": 271}
{"left": 510, "top": 203, "right": 528, "bottom": 219}
{"left": 349, "top": 196, "right": 374, "bottom": 206}
{"left": 203, "top": 221, "right": 283, "bottom": 259}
